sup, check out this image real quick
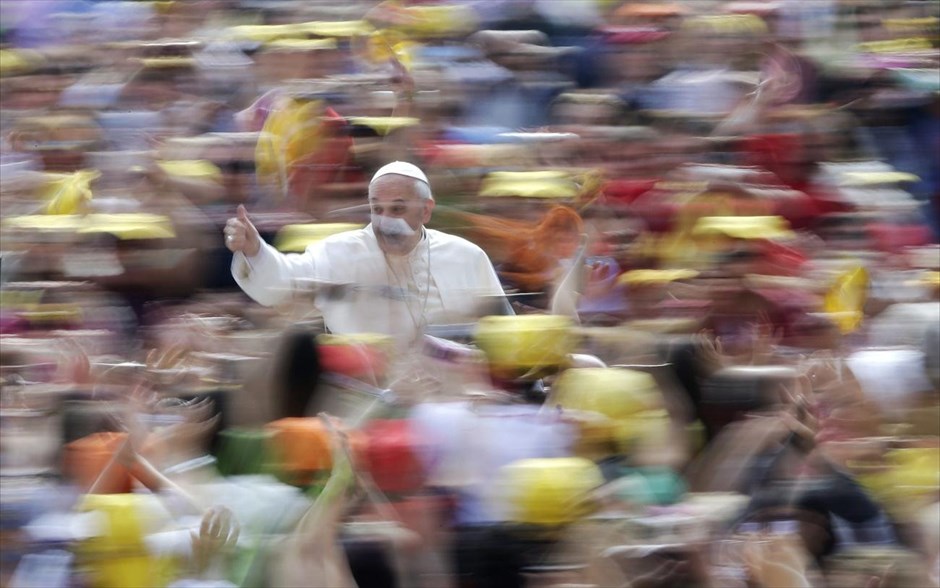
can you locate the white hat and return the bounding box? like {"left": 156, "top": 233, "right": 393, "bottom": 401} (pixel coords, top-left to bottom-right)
{"left": 370, "top": 161, "right": 432, "bottom": 199}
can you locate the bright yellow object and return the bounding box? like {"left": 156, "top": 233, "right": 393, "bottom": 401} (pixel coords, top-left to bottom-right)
{"left": 553, "top": 368, "right": 660, "bottom": 420}
{"left": 4, "top": 213, "right": 175, "bottom": 240}
{"left": 479, "top": 171, "right": 581, "bottom": 199}
{"left": 858, "top": 37, "right": 933, "bottom": 54}
{"left": 823, "top": 266, "right": 869, "bottom": 334}
{"left": 499, "top": 457, "right": 604, "bottom": 525}
{"left": 366, "top": 29, "right": 417, "bottom": 70}
{"left": 691, "top": 215, "right": 794, "bottom": 240}
{"left": 18, "top": 303, "right": 83, "bottom": 325}
{"left": 855, "top": 447, "right": 939, "bottom": 520}
{"left": 474, "top": 315, "right": 577, "bottom": 371}
{"left": 683, "top": 14, "right": 768, "bottom": 35}
{"left": 255, "top": 96, "right": 327, "bottom": 197}
{"left": 139, "top": 57, "right": 195, "bottom": 69}
{"left": 41, "top": 170, "right": 101, "bottom": 215}
{"left": 157, "top": 159, "right": 221, "bottom": 182}
{"left": 618, "top": 269, "right": 699, "bottom": 286}
{"left": 0, "top": 49, "right": 44, "bottom": 76}
{"left": 392, "top": 4, "right": 478, "bottom": 38}
{"left": 80, "top": 214, "right": 176, "bottom": 240}
{"left": 77, "top": 494, "right": 163, "bottom": 588}
{"left": 274, "top": 223, "right": 363, "bottom": 252}
{"left": 554, "top": 368, "right": 667, "bottom": 454}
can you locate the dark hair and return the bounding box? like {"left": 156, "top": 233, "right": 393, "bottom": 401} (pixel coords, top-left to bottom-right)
{"left": 273, "top": 329, "right": 322, "bottom": 418}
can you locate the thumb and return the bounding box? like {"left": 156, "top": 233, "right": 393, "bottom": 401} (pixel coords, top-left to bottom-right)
{"left": 236, "top": 204, "right": 251, "bottom": 224}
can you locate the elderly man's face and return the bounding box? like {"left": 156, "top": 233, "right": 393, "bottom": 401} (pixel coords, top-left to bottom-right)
{"left": 369, "top": 174, "right": 434, "bottom": 254}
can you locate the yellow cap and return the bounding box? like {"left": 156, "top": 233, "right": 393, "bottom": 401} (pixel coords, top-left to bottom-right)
{"left": 263, "top": 38, "right": 338, "bottom": 52}
{"left": 82, "top": 214, "right": 175, "bottom": 240}
{"left": 552, "top": 367, "right": 660, "bottom": 421}
{"left": 0, "top": 49, "right": 45, "bottom": 77}
{"left": 499, "top": 457, "right": 604, "bottom": 525}
{"left": 683, "top": 14, "right": 768, "bottom": 35}
{"left": 691, "top": 215, "right": 794, "bottom": 240}
{"left": 474, "top": 314, "right": 577, "bottom": 370}
{"left": 139, "top": 57, "right": 195, "bottom": 69}
{"left": 274, "top": 223, "right": 363, "bottom": 252}
{"left": 618, "top": 269, "right": 699, "bottom": 286}
{"left": 157, "top": 159, "right": 221, "bottom": 182}
{"left": 479, "top": 171, "right": 580, "bottom": 199}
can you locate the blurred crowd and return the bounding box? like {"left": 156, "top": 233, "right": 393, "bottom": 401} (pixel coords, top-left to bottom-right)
{"left": 1, "top": 0, "right": 939, "bottom": 586}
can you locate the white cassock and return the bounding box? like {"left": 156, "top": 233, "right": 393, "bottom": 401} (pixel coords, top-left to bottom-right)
{"left": 232, "top": 225, "right": 508, "bottom": 343}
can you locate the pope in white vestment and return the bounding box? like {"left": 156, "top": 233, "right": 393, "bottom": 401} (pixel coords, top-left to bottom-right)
{"left": 226, "top": 162, "right": 509, "bottom": 343}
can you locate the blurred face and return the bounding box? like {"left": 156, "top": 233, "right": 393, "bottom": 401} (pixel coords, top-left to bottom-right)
{"left": 368, "top": 174, "right": 433, "bottom": 254}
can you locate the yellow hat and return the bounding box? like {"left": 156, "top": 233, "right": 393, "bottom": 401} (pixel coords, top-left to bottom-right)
{"left": 274, "top": 223, "right": 363, "bottom": 253}
{"left": 157, "top": 159, "right": 221, "bottom": 182}
{"left": 498, "top": 457, "right": 604, "bottom": 526}
{"left": 691, "top": 215, "right": 794, "bottom": 240}
{"left": 479, "top": 171, "right": 580, "bottom": 199}
{"left": 263, "top": 38, "right": 338, "bottom": 53}
{"left": 618, "top": 269, "right": 699, "bottom": 286}
{"left": 4, "top": 213, "right": 175, "bottom": 241}
{"left": 81, "top": 214, "right": 176, "bottom": 240}
{"left": 0, "top": 49, "right": 45, "bottom": 77}
{"left": 683, "top": 14, "right": 768, "bottom": 35}
{"left": 474, "top": 314, "right": 577, "bottom": 371}
{"left": 225, "top": 24, "right": 302, "bottom": 43}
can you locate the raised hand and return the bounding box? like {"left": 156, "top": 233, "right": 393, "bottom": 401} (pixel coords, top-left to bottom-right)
{"left": 224, "top": 204, "right": 261, "bottom": 257}
{"left": 191, "top": 505, "right": 240, "bottom": 578}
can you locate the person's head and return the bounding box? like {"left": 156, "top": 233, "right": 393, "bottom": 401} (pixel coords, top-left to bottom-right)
{"left": 368, "top": 161, "right": 434, "bottom": 254}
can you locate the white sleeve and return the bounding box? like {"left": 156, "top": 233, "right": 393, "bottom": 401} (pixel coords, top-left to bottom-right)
{"left": 231, "top": 240, "right": 320, "bottom": 307}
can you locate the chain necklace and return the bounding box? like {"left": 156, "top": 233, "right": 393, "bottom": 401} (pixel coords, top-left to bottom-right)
{"left": 382, "top": 229, "right": 432, "bottom": 338}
